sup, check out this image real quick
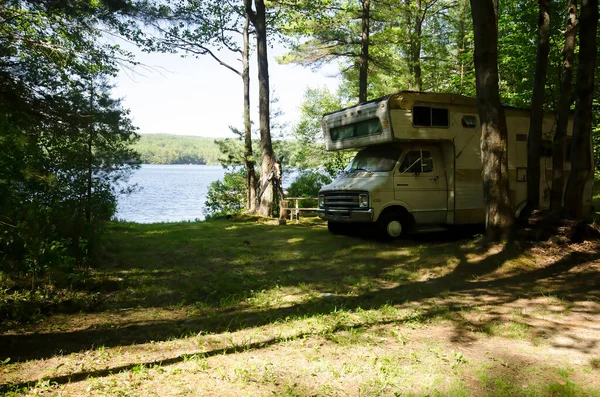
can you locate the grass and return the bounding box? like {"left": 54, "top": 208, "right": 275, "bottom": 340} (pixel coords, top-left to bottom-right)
{"left": 1, "top": 216, "right": 600, "bottom": 396}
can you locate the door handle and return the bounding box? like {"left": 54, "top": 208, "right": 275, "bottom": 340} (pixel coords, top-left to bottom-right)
{"left": 430, "top": 176, "right": 439, "bottom": 182}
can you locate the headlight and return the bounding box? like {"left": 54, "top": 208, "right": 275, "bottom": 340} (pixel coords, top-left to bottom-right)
{"left": 318, "top": 194, "right": 325, "bottom": 208}
{"left": 359, "top": 193, "right": 369, "bottom": 208}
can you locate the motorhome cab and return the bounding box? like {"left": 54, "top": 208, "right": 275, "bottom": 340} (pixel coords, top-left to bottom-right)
{"left": 317, "top": 91, "right": 594, "bottom": 239}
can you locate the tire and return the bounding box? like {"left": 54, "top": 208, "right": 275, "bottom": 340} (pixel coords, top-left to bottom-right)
{"left": 376, "top": 211, "right": 410, "bottom": 240}
{"left": 327, "top": 221, "right": 345, "bottom": 235}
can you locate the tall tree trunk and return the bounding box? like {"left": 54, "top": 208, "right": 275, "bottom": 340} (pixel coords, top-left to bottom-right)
{"left": 247, "top": 0, "right": 275, "bottom": 217}
{"left": 550, "top": 0, "right": 578, "bottom": 211}
{"left": 359, "top": 0, "right": 370, "bottom": 103}
{"left": 242, "top": 13, "right": 256, "bottom": 213}
{"left": 564, "top": 0, "right": 598, "bottom": 218}
{"left": 404, "top": 0, "right": 414, "bottom": 90}
{"left": 526, "top": 0, "right": 551, "bottom": 210}
{"left": 413, "top": 0, "right": 423, "bottom": 92}
{"left": 456, "top": 0, "right": 469, "bottom": 92}
{"left": 470, "top": 0, "right": 514, "bottom": 241}
{"left": 87, "top": 85, "right": 94, "bottom": 224}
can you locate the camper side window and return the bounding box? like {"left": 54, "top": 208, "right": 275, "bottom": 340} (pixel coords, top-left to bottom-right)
{"left": 413, "top": 106, "right": 449, "bottom": 128}
{"left": 399, "top": 151, "right": 433, "bottom": 173}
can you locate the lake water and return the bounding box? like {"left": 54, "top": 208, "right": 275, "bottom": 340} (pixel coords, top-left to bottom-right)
{"left": 115, "top": 164, "right": 226, "bottom": 223}
{"left": 115, "top": 164, "right": 300, "bottom": 223}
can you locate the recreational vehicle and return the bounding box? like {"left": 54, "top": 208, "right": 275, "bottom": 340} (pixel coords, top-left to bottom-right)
{"left": 317, "top": 91, "right": 594, "bottom": 238}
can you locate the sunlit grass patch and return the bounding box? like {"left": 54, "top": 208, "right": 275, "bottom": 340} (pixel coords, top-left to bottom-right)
{"left": 477, "top": 320, "right": 533, "bottom": 340}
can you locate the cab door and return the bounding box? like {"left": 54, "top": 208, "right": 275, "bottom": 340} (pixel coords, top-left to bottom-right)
{"left": 393, "top": 146, "right": 448, "bottom": 224}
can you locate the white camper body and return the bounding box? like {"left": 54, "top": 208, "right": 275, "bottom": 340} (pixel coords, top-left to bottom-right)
{"left": 317, "top": 91, "right": 594, "bottom": 238}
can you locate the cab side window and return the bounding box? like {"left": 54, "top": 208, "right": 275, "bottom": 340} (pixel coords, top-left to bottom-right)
{"left": 399, "top": 150, "right": 433, "bottom": 173}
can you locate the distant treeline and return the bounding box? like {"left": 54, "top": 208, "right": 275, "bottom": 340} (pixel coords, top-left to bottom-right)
{"left": 135, "top": 134, "right": 316, "bottom": 169}
{"left": 135, "top": 134, "right": 222, "bottom": 165}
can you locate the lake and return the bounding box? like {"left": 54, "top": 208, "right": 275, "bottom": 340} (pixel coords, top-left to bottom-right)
{"left": 115, "top": 164, "right": 300, "bottom": 223}
{"left": 115, "top": 164, "right": 226, "bottom": 223}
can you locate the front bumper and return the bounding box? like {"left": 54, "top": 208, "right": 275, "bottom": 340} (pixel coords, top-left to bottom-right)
{"left": 317, "top": 208, "right": 374, "bottom": 223}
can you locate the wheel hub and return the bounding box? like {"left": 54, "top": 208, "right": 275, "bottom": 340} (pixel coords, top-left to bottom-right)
{"left": 387, "top": 220, "right": 402, "bottom": 237}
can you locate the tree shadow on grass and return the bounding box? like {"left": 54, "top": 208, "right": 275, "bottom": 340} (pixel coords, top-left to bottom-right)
{"left": 1, "top": 238, "right": 599, "bottom": 391}
{"left": 3, "top": 228, "right": 598, "bottom": 355}
{"left": 80, "top": 223, "right": 480, "bottom": 312}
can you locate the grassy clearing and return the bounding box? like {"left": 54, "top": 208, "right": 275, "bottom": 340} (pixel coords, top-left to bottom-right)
{"left": 1, "top": 216, "right": 600, "bottom": 396}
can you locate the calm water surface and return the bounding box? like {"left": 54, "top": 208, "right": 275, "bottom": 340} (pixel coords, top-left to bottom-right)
{"left": 116, "top": 164, "right": 226, "bottom": 223}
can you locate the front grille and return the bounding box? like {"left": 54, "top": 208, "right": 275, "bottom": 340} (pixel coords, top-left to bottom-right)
{"left": 323, "top": 192, "right": 360, "bottom": 208}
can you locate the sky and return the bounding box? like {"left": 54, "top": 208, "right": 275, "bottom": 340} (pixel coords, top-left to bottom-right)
{"left": 112, "top": 42, "right": 341, "bottom": 139}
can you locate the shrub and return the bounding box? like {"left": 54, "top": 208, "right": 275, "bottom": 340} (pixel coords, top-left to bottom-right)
{"left": 204, "top": 169, "right": 247, "bottom": 218}
{"left": 287, "top": 170, "right": 331, "bottom": 208}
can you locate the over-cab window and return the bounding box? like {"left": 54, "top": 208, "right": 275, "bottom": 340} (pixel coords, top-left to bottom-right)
{"left": 330, "top": 118, "right": 382, "bottom": 142}
{"left": 413, "top": 106, "right": 449, "bottom": 127}
{"left": 399, "top": 150, "right": 433, "bottom": 173}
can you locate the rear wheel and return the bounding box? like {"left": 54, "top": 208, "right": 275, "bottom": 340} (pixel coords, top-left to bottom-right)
{"left": 377, "top": 211, "right": 410, "bottom": 240}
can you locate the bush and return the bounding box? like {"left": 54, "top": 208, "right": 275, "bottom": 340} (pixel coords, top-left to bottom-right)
{"left": 287, "top": 170, "right": 331, "bottom": 208}
{"left": 204, "top": 169, "right": 247, "bottom": 219}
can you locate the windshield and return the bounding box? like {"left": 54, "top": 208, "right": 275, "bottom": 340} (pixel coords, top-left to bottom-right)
{"left": 345, "top": 146, "right": 402, "bottom": 172}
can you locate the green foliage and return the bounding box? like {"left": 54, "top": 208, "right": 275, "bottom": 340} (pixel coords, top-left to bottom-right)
{"left": 0, "top": 1, "right": 140, "bottom": 292}
{"left": 204, "top": 169, "right": 247, "bottom": 218}
{"left": 287, "top": 171, "right": 331, "bottom": 198}
{"left": 0, "top": 283, "right": 100, "bottom": 323}
{"left": 134, "top": 134, "right": 222, "bottom": 165}
{"left": 133, "top": 131, "right": 337, "bottom": 174}
{"left": 290, "top": 87, "right": 355, "bottom": 176}
{"left": 287, "top": 171, "right": 331, "bottom": 208}
{"left": 279, "top": 0, "right": 473, "bottom": 102}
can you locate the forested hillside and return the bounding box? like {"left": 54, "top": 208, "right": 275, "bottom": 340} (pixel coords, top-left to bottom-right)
{"left": 134, "top": 134, "right": 223, "bottom": 165}
{"left": 135, "top": 134, "right": 312, "bottom": 168}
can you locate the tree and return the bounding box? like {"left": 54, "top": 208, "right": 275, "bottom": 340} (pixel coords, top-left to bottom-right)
{"left": 359, "top": 0, "right": 371, "bottom": 102}
{"left": 292, "top": 87, "right": 354, "bottom": 176}
{"left": 204, "top": 169, "right": 248, "bottom": 218}
{"left": 550, "top": 0, "right": 578, "bottom": 211}
{"left": 245, "top": 0, "right": 277, "bottom": 217}
{"left": 470, "top": 0, "right": 514, "bottom": 240}
{"left": 394, "top": 0, "right": 458, "bottom": 92}
{"left": 241, "top": 14, "right": 257, "bottom": 212}
{"left": 135, "top": 1, "right": 258, "bottom": 212}
{"left": 526, "top": 0, "right": 552, "bottom": 210}
{"left": 0, "top": 0, "right": 140, "bottom": 281}
{"left": 449, "top": 0, "right": 475, "bottom": 95}
{"left": 404, "top": 0, "right": 428, "bottom": 91}
{"left": 277, "top": 0, "right": 377, "bottom": 103}
{"left": 564, "top": 0, "right": 598, "bottom": 217}
{"left": 279, "top": 0, "right": 464, "bottom": 102}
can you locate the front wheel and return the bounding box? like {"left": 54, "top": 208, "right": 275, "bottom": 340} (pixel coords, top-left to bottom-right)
{"left": 377, "top": 211, "right": 410, "bottom": 240}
